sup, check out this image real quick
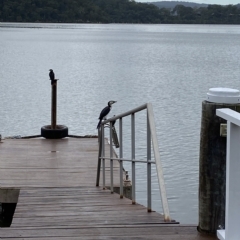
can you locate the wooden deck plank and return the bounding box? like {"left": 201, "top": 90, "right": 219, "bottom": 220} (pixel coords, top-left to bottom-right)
{"left": 0, "top": 237, "right": 216, "bottom": 240}
{"left": 0, "top": 226, "right": 217, "bottom": 239}
{"left": 11, "top": 187, "right": 165, "bottom": 228}
{"left": 0, "top": 138, "right": 119, "bottom": 188}
{"left": 0, "top": 138, "right": 217, "bottom": 239}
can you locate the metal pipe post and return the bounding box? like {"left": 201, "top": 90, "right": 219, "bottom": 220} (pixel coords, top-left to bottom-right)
{"left": 147, "top": 112, "right": 152, "bottom": 212}
{"left": 147, "top": 103, "right": 170, "bottom": 222}
{"left": 131, "top": 113, "right": 136, "bottom": 204}
{"left": 51, "top": 80, "right": 57, "bottom": 129}
{"left": 102, "top": 124, "right": 106, "bottom": 190}
{"left": 119, "top": 118, "right": 123, "bottom": 198}
{"left": 110, "top": 122, "right": 114, "bottom": 193}
{"left": 96, "top": 128, "right": 102, "bottom": 186}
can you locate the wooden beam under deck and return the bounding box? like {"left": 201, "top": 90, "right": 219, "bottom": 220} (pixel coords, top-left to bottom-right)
{"left": 0, "top": 138, "right": 217, "bottom": 239}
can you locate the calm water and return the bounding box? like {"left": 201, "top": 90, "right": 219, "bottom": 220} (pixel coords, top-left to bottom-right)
{"left": 1, "top": 23, "right": 240, "bottom": 224}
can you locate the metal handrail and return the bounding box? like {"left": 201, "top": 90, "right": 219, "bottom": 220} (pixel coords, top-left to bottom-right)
{"left": 96, "top": 103, "right": 171, "bottom": 222}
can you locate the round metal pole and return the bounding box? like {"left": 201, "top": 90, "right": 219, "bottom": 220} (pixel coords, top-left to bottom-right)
{"left": 131, "top": 113, "right": 136, "bottom": 205}
{"left": 51, "top": 80, "right": 57, "bottom": 129}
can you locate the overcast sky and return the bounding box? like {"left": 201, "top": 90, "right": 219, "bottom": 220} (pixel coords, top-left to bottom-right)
{"left": 136, "top": 0, "right": 240, "bottom": 5}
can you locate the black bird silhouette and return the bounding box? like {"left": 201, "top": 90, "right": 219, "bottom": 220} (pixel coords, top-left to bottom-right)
{"left": 97, "top": 101, "right": 117, "bottom": 129}
{"left": 49, "top": 69, "right": 55, "bottom": 84}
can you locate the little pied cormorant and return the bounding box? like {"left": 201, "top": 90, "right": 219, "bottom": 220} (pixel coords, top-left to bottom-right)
{"left": 49, "top": 69, "right": 55, "bottom": 84}
{"left": 49, "top": 69, "right": 55, "bottom": 80}
{"left": 97, "top": 101, "right": 117, "bottom": 129}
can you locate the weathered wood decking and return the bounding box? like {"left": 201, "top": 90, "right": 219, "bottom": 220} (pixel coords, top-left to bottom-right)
{"left": 0, "top": 138, "right": 217, "bottom": 239}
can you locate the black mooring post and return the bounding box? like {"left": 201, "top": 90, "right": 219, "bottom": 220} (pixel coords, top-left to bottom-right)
{"left": 51, "top": 80, "right": 57, "bottom": 129}
{"left": 41, "top": 75, "right": 68, "bottom": 139}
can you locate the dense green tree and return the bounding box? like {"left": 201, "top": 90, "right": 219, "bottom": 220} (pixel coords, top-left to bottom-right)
{"left": 0, "top": 0, "right": 239, "bottom": 24}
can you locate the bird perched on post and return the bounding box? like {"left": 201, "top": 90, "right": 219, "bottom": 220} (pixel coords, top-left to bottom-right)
{"left": 97, "top": 101, "right": 117, "bottom": 129}
{"left": 49, "top": 69, "right": 55, "bottom": 85}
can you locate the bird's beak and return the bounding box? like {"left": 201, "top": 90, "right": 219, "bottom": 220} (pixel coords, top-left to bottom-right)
{"left": 113, "top": 101, "right": 117, "bottom": 104}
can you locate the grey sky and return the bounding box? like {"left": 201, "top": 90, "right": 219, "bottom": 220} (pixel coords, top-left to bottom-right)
{"left": 136, "top": 0, "right": 240, "bottom": 5}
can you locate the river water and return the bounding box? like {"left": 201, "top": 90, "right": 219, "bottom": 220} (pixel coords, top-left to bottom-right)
{"left": 1, "top": 23, "right": 240, "bottom": 224}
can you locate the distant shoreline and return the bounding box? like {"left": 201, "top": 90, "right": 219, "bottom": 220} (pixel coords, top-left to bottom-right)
{"left": 1, "top": 0, "right": 240, "bottom": 25}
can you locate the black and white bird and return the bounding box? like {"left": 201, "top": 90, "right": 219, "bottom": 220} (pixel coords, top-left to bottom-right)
{"left": 97, "top": 101, "right": 117, "bottom": 129}
{"left": 49, "top": 69, "right": 55, "bottom": 84}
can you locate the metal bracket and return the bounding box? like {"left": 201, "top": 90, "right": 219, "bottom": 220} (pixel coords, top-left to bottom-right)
{"left": 104, "top": 123, "right": 119, "bottom": 148}
{"left": 220, "top": 124, "right": 227, "bottom": 137}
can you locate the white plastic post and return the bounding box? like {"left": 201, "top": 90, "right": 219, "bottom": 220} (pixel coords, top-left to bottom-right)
{"left": 216, "top": 108, "right": 240, "bottom": 240}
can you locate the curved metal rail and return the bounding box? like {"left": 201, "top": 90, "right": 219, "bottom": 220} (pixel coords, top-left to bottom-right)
{"left": 96, "top": 103, "right": 171, "bottom": 222}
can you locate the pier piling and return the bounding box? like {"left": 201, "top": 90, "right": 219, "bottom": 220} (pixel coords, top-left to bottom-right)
{"left": 198, "top": 88, "right": 240, "bottom": 233}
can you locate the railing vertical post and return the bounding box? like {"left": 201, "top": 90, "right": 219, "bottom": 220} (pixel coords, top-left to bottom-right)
{"left": 131, "top": 113, "right": 136, "bottom": 204}
{"left": 147, "top": 111, "right": 152, "bottom": 212}
{"left": 102, "top": 124, "right": 106, "bottom": 190}
{"left": 147, "top": 103, "right": 170, "bottom": 221}
{"left": 119, "top": 118, "right": 123, "bottom": 198}
{"left": 110, "top": 122, "right": 114, "bottom": 193}
{"left": 96, "top": 128, "right": 102, "bottom": 186}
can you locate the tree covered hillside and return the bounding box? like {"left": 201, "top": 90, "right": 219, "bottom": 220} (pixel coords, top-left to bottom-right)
{"left": 0, "top": 0, "right": 240, "bottom": 24}
{"left": 150, "top": 1, "right": 208, "bottom": 9}
{"left": 0, "top": 0, "right": 163, "bottom": 23}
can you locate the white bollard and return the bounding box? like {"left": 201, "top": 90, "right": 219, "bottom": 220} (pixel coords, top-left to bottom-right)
{"left": 207, "top": 87, "right": 240, "bottom": 104}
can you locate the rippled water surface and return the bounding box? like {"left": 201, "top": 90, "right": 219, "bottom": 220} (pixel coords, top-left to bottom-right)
{"left": 1, "top": 23, "right": 240, "bottom": 224}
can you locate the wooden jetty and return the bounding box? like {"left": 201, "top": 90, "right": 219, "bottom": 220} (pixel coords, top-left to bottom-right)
{"left": 0, "top": 137, "right": 217, "bottom": 239}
